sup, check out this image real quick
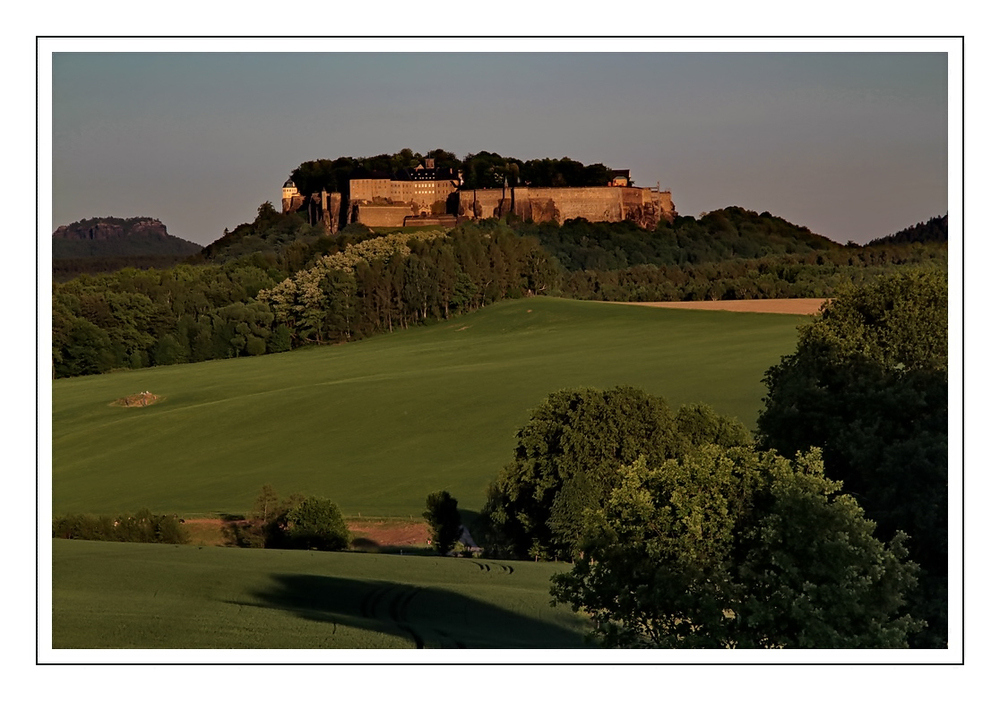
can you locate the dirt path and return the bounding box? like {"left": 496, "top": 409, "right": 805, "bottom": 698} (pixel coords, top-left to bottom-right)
{"left": 181, "top": 517, "right": 430, "bottom": 548}
{"left": 615, "top": 298, "right": 829, "bottom": 315}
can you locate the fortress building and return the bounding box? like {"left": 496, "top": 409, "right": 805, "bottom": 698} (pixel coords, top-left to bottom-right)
{"left": 349, "top": 158, "right": 462, "bottom": 228}
{"left": 282, "top": 159, "right": 675, "bottom": 233}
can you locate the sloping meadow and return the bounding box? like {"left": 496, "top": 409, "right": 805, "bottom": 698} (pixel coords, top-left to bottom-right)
{"left": 51, "top": 296, "right": 806, "bottom": 518}
{"left": 51, "top": 539, "right": 590, "bottom": 650}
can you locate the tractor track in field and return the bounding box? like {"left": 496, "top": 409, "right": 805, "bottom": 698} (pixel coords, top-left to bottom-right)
{"left": 475, "top": 561, "right": 514, "bottom": 574}
{"left": 356, "top": 581, "right": 474, "bottom": 649}
{"left": 359, "top": 583, "right": 423, "bottom": 648}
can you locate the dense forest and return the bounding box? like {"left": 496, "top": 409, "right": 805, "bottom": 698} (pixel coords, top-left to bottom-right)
{"left": 51, "top": 203, "right": 947, "bottom": 379}
{"left": 52, "top": 215, "right": 557, "bottom": 378}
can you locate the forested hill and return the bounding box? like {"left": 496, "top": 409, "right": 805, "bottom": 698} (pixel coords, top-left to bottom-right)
{"left": 524, "top": 207, "right": 840, "bottom": 272}
{"left": 51, "top": 202, "right": 947, "bottom": 379}
{"left": 199, "top": 202, "right": 331, "bottom": 265}
{"left": 866, "top": 215, "right": 948, "bottom": 247}
{"left": 53, "top": 217, "right": 202, "bottom": 259}
{"left": 198, "top": 205, "right": 840, "bottom": 272}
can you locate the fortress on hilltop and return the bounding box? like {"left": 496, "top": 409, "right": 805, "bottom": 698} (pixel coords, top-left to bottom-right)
{"left": 282, "top": 158, "right": 675, "bottom": 234}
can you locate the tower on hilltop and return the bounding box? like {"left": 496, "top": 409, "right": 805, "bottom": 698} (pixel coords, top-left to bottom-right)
{"left": 281, "top": 177, "right": 303, "bottom": 214}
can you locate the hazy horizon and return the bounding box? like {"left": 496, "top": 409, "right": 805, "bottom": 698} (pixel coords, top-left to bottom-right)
{"left": 50, "top": 44, "right": 950, "bottom": 246}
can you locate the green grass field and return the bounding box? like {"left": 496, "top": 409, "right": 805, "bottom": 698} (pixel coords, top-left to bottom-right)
{"left": 51, "top": 539, "right": 590, "bottom": 649}
{"left": 51, "top": 297, "right": 806, "bottom": 519}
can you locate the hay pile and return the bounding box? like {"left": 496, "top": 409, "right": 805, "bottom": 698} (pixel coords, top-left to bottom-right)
{"left": 112, "top": 391, "right": 160, "bottom": 408}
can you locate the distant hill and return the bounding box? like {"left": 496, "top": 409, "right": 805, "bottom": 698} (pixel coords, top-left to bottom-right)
{"left": 866, "top": 215, "right": 947, "bottom": 247}
{"left": 53, "top": 217, "right": 202, "bottom": 259}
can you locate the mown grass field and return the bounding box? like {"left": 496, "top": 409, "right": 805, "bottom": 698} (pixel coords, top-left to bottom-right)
{"left": 51, "top": 539, "right": 590, "bottom": 649}
{"left": 51, "top": 297, "right": 806, "bottom": 519}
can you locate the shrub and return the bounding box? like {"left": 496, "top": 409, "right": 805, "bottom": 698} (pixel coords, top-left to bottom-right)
{"left": 284, "top": 496, "right": 350, "bottom": 551}
{"left": 52, "top": 509, "right": 188, "bottom": 544}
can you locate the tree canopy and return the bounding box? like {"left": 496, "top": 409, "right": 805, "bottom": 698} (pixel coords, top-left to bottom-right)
{"left": 481, "top": 387, "right": 752, "bottom": 560}
{"left": 550, "top": 447, "right": 924, "bottom": 648}
{"left": 757, "top": 269, "right": 948, "bottom": 647}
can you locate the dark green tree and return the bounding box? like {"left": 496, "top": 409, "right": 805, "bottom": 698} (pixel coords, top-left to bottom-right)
{"left": 757, "top": 269, "right": 947, "bottom": 647}
{"left": 423, "top": 490, "right": 463, "bottom": 555}
{"left": 481, "top": 386, "right": 751, "bottom": 560}
{"left": 551, "top": 447, "right": 924, "bottom": 648}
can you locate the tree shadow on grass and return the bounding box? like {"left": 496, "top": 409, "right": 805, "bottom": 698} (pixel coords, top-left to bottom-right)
{"left": 231, "top": 571, "right": 592, "bottom": 649}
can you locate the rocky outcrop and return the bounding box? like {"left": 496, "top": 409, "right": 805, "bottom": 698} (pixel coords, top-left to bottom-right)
{"left": 52, "top": 217, "right": 202, "bottom": 258}
{"left": 54, "top": 217, "right": 171, "bottom": 241}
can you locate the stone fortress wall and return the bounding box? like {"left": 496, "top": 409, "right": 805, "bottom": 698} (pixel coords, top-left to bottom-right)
{"left": 353, "top": 203, "right": 416, "bottom": 228}
{"left": 458, "top": 186, "right": 674, "bottom": 230}
{"left": 282, "top": 164, "right": 674, "bottom": 233}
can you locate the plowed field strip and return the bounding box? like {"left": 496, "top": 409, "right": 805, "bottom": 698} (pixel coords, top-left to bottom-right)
{"left": 613, "top": 299, "right": 828, "bottom": 315}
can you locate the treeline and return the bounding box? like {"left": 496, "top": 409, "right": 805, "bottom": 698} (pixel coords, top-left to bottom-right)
{"left": 52, "top": 205, "right": 947, "bottom": 379}
{"left": 289, "top": 149, "right": 615, "bottom": 196}
{"left": 558, "top": 243, "right": 947, "bottom": 302}
{"left": 519, "top": 207, "right": 946, "bottom": 302}
{"left": 866, "top": 214, "right": 948, "bottom": 246}
{"left": 53, "top": 254, "right": 199, "bottom": 283}
{"left": 522, "top": 207, "right": 839, "bottom": 272}
{"left": 52, "top": 219, "right": 557, "bottom": 378}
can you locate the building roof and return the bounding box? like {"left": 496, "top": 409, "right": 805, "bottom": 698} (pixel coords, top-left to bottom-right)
{"left": 397, "top": 165, "right": 459, "bottom": 181}
{"left": 350, "top": 169, "right": 393, "bottom": 180}
{"left": 283, "top": 178, "right": 296, "bottom": 188}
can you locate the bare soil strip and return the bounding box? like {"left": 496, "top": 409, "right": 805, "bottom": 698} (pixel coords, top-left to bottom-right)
{"left": 616, "top": 298, "right": 829, "bottom": 315}
{"left": 181, "top": 517, "right": 430, "bottom": 548}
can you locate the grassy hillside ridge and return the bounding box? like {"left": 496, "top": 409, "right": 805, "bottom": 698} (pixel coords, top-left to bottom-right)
{"left": 52, "top": 297, "right": 805, "bottom": 518}
{"left": 52, "top": 539, "right": 589, "bottom": 649}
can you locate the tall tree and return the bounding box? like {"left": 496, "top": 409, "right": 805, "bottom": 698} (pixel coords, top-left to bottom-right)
{"left": 757, "top": 269, "right": 948, "bottom": 647}
{"left": 423, "top": 491, "right": 463, "bottom": 555}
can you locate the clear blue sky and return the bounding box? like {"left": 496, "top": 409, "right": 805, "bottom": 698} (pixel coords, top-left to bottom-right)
{"left": 50, "top": 47, "right": 949, "bottom": 246}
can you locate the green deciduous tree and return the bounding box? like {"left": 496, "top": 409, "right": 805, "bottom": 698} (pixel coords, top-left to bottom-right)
{"left": 284, "top": 496, "right": 350, "bottom": 551}
{"left": 757, "top": 269, "right": 947, "bottom": 647}
{"left": 481, "top": 387, "right": 751, "bottom": 560}
{"left": 550, "top": 447, "right": 924, "bottom": 648}
{"left": 423, "top": 490, "right": 463, "bottom": 555}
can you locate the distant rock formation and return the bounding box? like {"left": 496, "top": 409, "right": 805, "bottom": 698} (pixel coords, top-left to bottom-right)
{"left": 52, "top": 217, "right": 202, "bottom": 259}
